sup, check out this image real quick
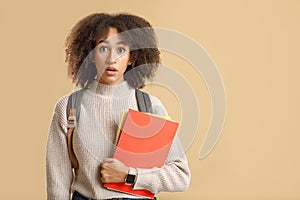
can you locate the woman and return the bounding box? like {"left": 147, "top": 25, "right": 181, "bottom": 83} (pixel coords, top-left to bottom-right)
{"left": 46, "top": 13, "right": 190, "bottom": 200}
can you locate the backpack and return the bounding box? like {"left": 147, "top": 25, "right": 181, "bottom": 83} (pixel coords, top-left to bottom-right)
{"left": 66, "top": 89, "right": 153, "bottom": 169}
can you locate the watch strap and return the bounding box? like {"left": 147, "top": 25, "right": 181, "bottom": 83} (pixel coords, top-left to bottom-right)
{"left": 125, "top": 167, "right": 137, "bottom": 185}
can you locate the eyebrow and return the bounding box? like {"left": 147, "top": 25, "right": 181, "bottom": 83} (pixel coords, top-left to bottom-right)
{"left": 98, "top": 40, "right": 128, "bottom": 45}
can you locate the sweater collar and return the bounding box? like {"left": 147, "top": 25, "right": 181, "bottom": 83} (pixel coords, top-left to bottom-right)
{"left": 87, "top": 80, "right": 133, "bottom": 97}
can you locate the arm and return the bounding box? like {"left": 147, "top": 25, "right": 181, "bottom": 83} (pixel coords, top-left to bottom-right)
{"left": 101, "top": 96, "right": 191, "bottom": 193}
{"left": 46, "top": 97, "right": 73, "bottom": 200}
{"left": 100, "top": 139, "right": 190, "bottom": 193}
{"left": 133, "top": 135, "right": 190, "bottom": 193}
{"left": 132, "top": 96, "right": 191, "bottom": 193}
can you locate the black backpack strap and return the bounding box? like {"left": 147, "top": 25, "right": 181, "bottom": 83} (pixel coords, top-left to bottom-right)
{"left": 135, "top": 89, "right": 153, "bottom": 114}
{"left": 66, "top": 89, "right": 85, "bottom": 169}
{"left": 66, "top": 89, "right": 85, "bottom": 123}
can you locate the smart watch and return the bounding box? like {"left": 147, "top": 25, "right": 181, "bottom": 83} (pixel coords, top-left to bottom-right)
{"left": 125, "top": 167, "right": 137, "bottom": 185}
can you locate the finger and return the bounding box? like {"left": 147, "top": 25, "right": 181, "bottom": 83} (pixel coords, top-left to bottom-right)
{"left": 102, "top": 163, "right": 114, "bottom": 171}
{"left": 100, "top": 172, "right": 107, "bottom": 182}
{"left": 101, "top": 163, "right": 108, "bottom": 169}
{"left": 103, "top": 158, "right": 115, "bottom": 163}
{"left": 101, "top": 176, "right": 106, "bottom": 183}
{"left": 102, "top": 162, "right": 115, "bottom": 169}
{"left": 101, "top": 173, "right": 112, "bottom": 183}
{"left": 100, "top": 168, "right": 104, "bottom": 175}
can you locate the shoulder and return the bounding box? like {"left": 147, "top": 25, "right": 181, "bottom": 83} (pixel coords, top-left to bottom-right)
{"left": 52, "top": 94, "right": 71, "bottom": 127}
{"left": 53, "top": 89, "right": 86, "bottom": 120}
{"left": 148, "top": 93, "right": 168, "bottom": 116}
{"left": 53, "top": 95, "right": 69, "bottom": 114}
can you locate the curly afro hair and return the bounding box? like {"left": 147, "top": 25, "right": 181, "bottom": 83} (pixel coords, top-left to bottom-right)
{"left": 65, "top": 13, "right": 161, "bottom": 89}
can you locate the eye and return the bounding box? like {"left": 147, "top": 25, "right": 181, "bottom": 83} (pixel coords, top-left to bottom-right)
{"left": 117, "top": 47, "right": 126, "bottom": 54}
{"left": 99, "top": 46, "right": 108, "bottom": 52}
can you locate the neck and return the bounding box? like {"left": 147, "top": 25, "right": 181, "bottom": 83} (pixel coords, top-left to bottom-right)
{"left": 87, "top": 79, "right": 133, "bottom": 97}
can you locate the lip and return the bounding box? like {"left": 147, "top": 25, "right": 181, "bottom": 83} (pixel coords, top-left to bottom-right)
{"left": 106, "top": 66, "right": 118, "bottom": 71}
{"left": 105, "top": 66, "right": 118, "bottom": 76}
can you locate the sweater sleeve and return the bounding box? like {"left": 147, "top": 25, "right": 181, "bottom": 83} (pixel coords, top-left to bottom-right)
{"left": 133, "top": 96, "right": 191, "bottom": 194}
{"left": 46, "top": 96, "right": 73, "bottom": 200}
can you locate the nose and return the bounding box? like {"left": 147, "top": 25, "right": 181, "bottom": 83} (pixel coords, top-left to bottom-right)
{"left": 106, "top": 49, "right": 117, "bottom": 64}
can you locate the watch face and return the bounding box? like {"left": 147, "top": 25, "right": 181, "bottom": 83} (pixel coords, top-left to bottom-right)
{"left": 126, "top": 174, "right": 136, "bottom": 184}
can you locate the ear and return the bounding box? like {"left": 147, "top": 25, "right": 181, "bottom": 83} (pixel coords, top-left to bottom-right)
{"left": 127, "top": 57, "right": 132, "bottom": 65}
{"left": 128, "top": 57, "right": 136, "bottom": 66}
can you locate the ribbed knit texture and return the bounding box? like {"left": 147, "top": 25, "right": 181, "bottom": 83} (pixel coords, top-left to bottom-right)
{"left": 46, "top": 80, "right": 190, "bottom": 200}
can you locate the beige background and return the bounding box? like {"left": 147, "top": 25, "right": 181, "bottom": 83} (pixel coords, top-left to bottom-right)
{"left": 0, "top": 0, "right": 299, "bottom": 199}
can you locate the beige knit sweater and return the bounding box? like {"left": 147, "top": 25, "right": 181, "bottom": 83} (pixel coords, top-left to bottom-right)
{"left": 46, "top": 80, "right": 190, "bottom": 200}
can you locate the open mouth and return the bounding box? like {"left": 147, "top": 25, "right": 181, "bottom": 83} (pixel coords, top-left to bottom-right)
{"left": 105, "top": 66, "right": 118, "bottom": 76}
{"left": 106, "top": 66, "right": 117, "bottom": 72}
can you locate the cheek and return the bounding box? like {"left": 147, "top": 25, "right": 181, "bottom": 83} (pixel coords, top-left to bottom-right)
{"left": 94, "top": 53, "right": 105, "bottom": 63}
{"left": 120, "top": 55, "right": 130, "bottom": 71}
{"left": 94, "top": 55, "right": 107, "bottom": 70}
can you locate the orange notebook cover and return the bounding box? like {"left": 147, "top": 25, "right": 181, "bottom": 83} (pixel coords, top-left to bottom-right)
{"left": 104, "top": 109, "right": 179, "bottom": 198}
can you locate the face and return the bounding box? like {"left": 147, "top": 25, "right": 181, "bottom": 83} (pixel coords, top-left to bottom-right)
{"left": 94, "top": 27, "right": 131, "bottom": 85}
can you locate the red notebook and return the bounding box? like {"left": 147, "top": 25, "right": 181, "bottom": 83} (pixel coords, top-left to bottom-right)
{"left": 104, "top": 109, "right": 179, "bottom": 198}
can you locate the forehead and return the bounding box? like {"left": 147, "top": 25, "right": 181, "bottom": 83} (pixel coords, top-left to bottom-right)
{"left": 97, "top": 27, "right": 129, "bottom": 45}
